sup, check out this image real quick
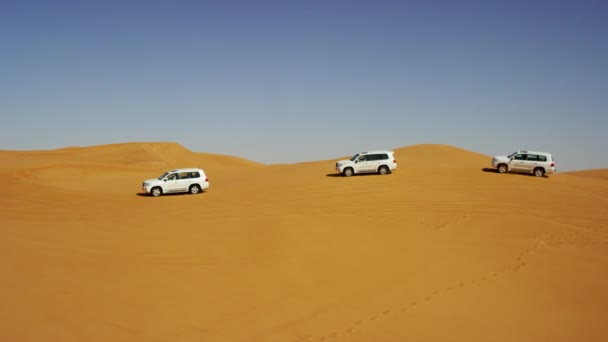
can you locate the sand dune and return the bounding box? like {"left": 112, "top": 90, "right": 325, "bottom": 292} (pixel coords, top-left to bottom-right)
{"left": 2, "top": 142, "right": 608, "bottom": 342}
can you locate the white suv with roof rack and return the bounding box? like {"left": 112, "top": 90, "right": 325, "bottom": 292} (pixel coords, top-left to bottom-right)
{"left": 491, "top": 151, "right": 556, "bottom": 177}
{"left": 335, "top": 150, "right": 397, "bottom": 177}
{"left": 142, "top": 168, "right": 209, "bottom": 197}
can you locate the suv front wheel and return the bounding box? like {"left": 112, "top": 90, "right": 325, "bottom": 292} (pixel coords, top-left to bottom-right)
{"left": 151, "top": 187, "right": 163, "bottom": 197}
{"left": 497, "top": 164, "right": 508, "bottom": 173}
{"left": 343, "top": 167, "right": 354, "bottom": 177}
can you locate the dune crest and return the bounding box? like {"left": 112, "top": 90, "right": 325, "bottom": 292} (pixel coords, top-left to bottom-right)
{"left": 392, "top": 143, "right": 490, "bottom": 168}
{"left": 2, "top": 142, "right": 262, "bottom": 168}
{"left": 1, "top": 142, "right": 263, "bottom": 193}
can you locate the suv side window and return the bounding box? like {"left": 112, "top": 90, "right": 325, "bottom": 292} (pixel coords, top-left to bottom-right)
{"left": 526, "top": 154, "right": 538, "bottom": 161}
{"left": 191, "top": 172, "right": 200, "bottom": 178}
{"left": 179, "top": 172, "right": 190, "bottom": 179}
{"left": 378, "top": 154, "right": 389, "bottom": 160}
{"left": 537, "top": 155, "right": 547, "bottom": 162}
{"left": 367, "top": 154, "right": 379, "bottom": 161}
{"left": 514, "top": 154, "right": 526, "bottom": 160}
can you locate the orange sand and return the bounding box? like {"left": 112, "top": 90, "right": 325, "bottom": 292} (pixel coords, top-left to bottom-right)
{"left": 1, "top": 142, "right": 607, "bottom": 342}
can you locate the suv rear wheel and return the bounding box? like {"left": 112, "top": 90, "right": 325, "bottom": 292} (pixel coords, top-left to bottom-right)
{"left": 189, "top": 184, "right": 201, "bottom": 194}
{"left": 534, "top": 167, "right": 545, "bottom": 177}
{"left": 378, "top": 165, "right": 389, "bottom": 175}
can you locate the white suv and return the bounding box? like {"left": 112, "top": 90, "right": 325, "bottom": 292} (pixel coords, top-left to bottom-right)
{"left": 142, "top": 168, "right": 210, "bottom": 197}
{"left": 335, "top": 150, "right": 397, "bottom": 177}
{"left": 491, "top": 151, "right": 556, "bottom": 177}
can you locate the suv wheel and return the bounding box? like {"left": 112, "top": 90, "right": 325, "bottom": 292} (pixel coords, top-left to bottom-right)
{"left": 189, "top": 184, "right": 201, "bottom": 194}
{"left": 151, "top": 187, "right": 162, "bottom": 197}
{"left": 343, "top": 167, "right": 354, "bottom": 177}
{"left": 534, "top": 167, "right": 545, "bottom": 177}
{"left": 497, "top": 164, "right": 508, "bottom": 174}
{"left": 378, "top": 165, "right": 389, "bottom": 175}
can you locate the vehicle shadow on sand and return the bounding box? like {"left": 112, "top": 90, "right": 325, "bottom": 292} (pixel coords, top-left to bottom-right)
{"left": 481, "top": 168, "right": 548, "bottom": 178}
{"left": 481, "top": 168, "right": 498, "bottom": 173}
{"left": 136, "top": 192, "right": 203, "bottom": 197}
{"left": 325, "top": 173, "right": 390, "bottom": 178}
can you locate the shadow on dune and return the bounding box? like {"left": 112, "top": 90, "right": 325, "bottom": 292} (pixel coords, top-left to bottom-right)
{"left": 325, "top": 173, "right": 389, "bottom": 178}
{"left": 481, "top": 168, "right": 498, "bottom": 173}
{"left": 481, "top": 168, "right": 548, "bottom": 178}
{"left": 325, "top": 173, "right": 343, "bottom": 177}
{"left": 135, "top": 192, "right": 205, "bottom": 197}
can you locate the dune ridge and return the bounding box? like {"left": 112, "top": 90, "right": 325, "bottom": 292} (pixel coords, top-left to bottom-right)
{"left": 2, "top": 142, "right": 608, "bottom": 342}
{"left": 1, "top": 142, "right": 262, "bottom": 169}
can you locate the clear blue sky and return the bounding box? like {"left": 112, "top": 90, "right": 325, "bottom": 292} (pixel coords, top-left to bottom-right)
{"left": 1, "top": 1, "right": 606, "bottom": 171}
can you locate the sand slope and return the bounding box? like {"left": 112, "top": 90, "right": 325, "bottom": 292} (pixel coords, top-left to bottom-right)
{"left": 1, "top": 142, "right": 607, "bottom": 342}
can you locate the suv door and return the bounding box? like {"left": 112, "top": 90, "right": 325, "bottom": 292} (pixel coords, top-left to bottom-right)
{"left": 163, "top": 173, "right": 181, "bottom": 193}
{"left": 177, "top": 172, "right": 191, "bottom": 191}
{"left": 355, "top": 155, "right": 370, "bottom": 173}
{"left": 523, "top": 154, "right": 538, "bottom": 173}
{"left": 364, "top": 154, "right": 380, "bottom": 172}
{"left": 510, "top": 153, "right": 527, "bottom": 172}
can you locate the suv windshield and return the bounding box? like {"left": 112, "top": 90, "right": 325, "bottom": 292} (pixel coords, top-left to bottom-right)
{"left": 350, "top": 153, "right": 360, "bottom": 161}
{"left": 158, "top": 172, "right": 169, "bottom": 180}
{"left": 507, "top": 151, "right": 518, "bottom": 158}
